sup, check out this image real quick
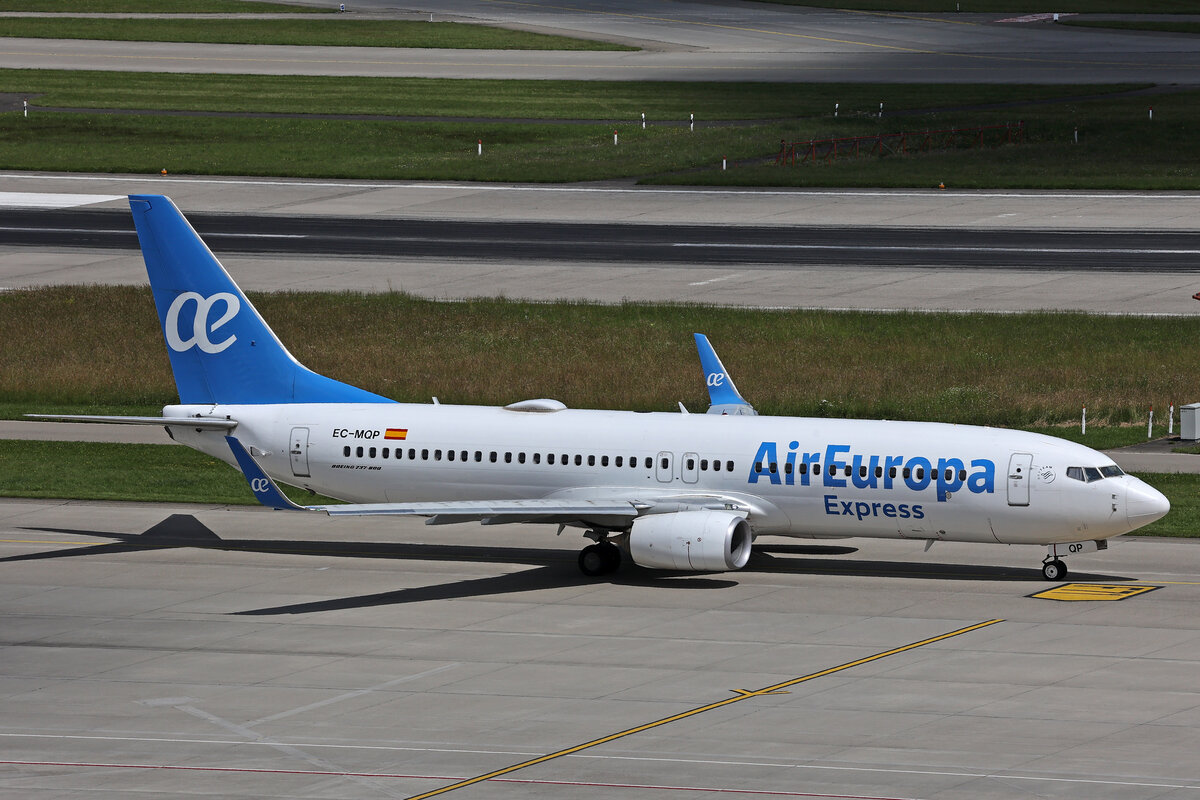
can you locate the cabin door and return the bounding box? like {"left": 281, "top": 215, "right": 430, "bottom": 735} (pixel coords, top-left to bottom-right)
{"left": 1007, "top": 452, "right": 1032, "bottom": 506}
{"left": 290, "top": 427, "right": 311, "bottom": 478}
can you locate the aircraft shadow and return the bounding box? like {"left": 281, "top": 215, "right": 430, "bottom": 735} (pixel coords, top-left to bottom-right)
{"left": 10, "top": 514, "right": 1134, "bottom": 615}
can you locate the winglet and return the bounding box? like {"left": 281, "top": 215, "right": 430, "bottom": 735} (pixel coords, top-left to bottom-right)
{"left": 225, "top": 435, "right": 308, "bottom": 511}
{"left": 693, "top": 333, "right": 756, "bottom": 416}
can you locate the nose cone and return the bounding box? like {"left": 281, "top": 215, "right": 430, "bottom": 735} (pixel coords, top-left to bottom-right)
{"left": 1126, "top": 478, "right": 1170, "bottom": 529}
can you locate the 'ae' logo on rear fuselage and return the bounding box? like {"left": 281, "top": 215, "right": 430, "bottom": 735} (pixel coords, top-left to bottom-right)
{"left": 165, "top": 291, "right": 240, "bottom": 354}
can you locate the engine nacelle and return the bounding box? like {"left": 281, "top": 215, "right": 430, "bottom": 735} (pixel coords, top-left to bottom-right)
{"left": 628, "top": 509, "right": 752, "bottom": 572}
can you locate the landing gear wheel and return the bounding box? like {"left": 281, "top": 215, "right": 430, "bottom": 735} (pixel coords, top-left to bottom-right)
{"left": 1041, "top": 559, "right": 1067, "bottom": 581}
{"left": 598, "top": 541, "right": 622, "bottom": 573}
{"left": 579, "top": 544, "right": 607, "bottom": 577}
{"left": 579, "top": 542, "right": 622, "bottom": 576}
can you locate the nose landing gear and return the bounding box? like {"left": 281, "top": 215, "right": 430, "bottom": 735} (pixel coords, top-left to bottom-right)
{"left": 1041, "top": 558, "right": 1067, "bottom": 581}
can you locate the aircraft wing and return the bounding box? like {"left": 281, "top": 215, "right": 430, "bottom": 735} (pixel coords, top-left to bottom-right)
{"left": 318, "top": 499, "right": 640, "bottom": 526}
{"left": 226, "top": 436, "right": 740, "bottom": 527}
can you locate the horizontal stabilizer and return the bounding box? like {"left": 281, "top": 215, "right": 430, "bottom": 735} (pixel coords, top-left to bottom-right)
{"left": 26, "top": 414, "right": 238, "bottom": 430}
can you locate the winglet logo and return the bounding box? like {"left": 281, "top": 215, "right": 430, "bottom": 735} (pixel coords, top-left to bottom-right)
{"left": 165, "top": 292, "right": 240, "bottom": 354}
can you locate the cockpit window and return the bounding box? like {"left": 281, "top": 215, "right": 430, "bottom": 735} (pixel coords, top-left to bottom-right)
{"left": 1068, "top": 465, "right": 1121, "bottom": 483}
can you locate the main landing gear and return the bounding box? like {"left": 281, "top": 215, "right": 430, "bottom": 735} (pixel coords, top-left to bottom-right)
{"left": 578, "top": 531, "right": 622, "bottom": 577}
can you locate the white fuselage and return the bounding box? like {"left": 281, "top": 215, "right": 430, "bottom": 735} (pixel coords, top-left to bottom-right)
{"left": 167, "top": 402, "right": 1156, "bottom": 547}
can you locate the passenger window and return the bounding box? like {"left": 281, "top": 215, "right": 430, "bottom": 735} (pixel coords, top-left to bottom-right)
{"left": 726, "top": 460, "right": 734, "bottom": 472}
{"left": 505, "top": 452, "right": 512, "bottom": 463}
{"left": 889, "top": 467, "right": 897, "bottom": 478}
{"left": 814, "top": 463, "right": 821, "bottom": 475}
{"left": 518, "top": 452, "right": 526, "bottom": 464}
{"left": 475, "top": 451, "right": 482, "bottom": 462}
{"left": 798, "top": 463, "right": 807, "bottom": 475}
{"left": 687, "top": 458, "right": 695, "bottom": 470}
{"left": 489, "top": 451, "right": 497, "bottom": 462}
{"left": 875, "top": 466, "right": 883, "bottom": 478}
{"left": 859, "top": 466, "right": 867, "bottom": 478}
{"left": 382, "top": 447, "right": 389, "bottom": 459}
{"left": 902, "top": 467, "right": 910, "bottom": 479}
{"left": 661, "top": 457, "right": 668, "bottom": 470}
{"left": 588, "top": 455, "right": 595, "bottom": 466}
{"left": 575, "top": 455, "right": 583, "bottom": 466}
{"left": 769, "top": 462, "right": 777, "bottom": 474}
{"left": 461, "top": 450, "right": 467, "bottom": 462}
{"left": 447, "top": 450, "right": 455, "bottom": 462}
{"left": 533, "top": 453, "right": 541, "bottom": 464}
{"left": 645, "top": 457, "right": 653, "bottom": 469}
{"left": 343, "top": 446, "right": 351, "bottom": 458}
{"left": 755, "top": 462, "right": 763, "bottom": 474}
{"left": 616, "top": 456, "right": 623, "bottom": 467}
{"left": 915, "top": 467, "right": 924, "bottom": 480}
{"left": 356, "top": 446, "right": 364, "bottom": 458}
{"left": 844, "top": 466, "right": 852, "bottom": 477}
{"left": 602, "top": 455, "right": 609, "bottom": 467}
{"left": 408, "top": 448, "right": 416, "bottom": 459}
{"left": 396, "top": 448, "right": 402, "bottom": 460}
{"left": 434, "top": 449, "right": 441, "bottom": 461}
{"left": 713, "top": 460, "right": 721, "bottom": 472}
{"left": 958, "top": 469, "right": 966, "bottom": 481}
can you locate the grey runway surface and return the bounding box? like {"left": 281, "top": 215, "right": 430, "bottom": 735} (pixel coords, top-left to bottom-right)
{"left": 7, "top": 207, "right": 1200, "bottom": 272}
{"left": 3, "top": 175, "right": 1200, "bottom": 314}
{"left": 2, "top": 498, "right": 1199, "bottom": 799}
{"left": 3, "top": 0, "right": 1200, "bottom": 84}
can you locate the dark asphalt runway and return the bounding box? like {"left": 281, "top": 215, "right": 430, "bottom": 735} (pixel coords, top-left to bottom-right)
{"left": 3, "top": 208, "right": 1198, "bottom": 272}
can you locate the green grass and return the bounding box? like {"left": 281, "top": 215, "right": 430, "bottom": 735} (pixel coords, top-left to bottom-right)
{"left": 753, "top": 1, "right": 1197, "bottom": 11}
{"left": 0, "top": 441, "right": 1192, "bottom": 536}
{"left": 1133, "top": 473, "right": 1200, "bottom": 537}
{"left": 2, "top": 68, "right": 1194, "bottom": 187}
{"left": 0, "top": 18, "right": 634, "bottom": 50}
{"left": 4, "top": 286, "right": 1197, "bottom": 434}
{"left": 0, "top": 0, "right": 322, "bottom": 10}
{"left": 1173, "top": 444, "right": 1200, "bottom": 455}
{"left": 0, "top": 440, "right": 329, "bottom": 505}
{"left": 4, "top": 69, "right": 1129, "bottom": 119}
{"left": 1061, "top": 20, "right": 1200, "bottom": 35}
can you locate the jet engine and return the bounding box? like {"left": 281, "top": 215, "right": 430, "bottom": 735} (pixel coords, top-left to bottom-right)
{"left": 628, "top": 509, "right": 752, "bottom": 571}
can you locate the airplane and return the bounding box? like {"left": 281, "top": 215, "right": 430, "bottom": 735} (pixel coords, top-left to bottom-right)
{"left": 31, "top": 195, "right": 1170, "bottom": 582}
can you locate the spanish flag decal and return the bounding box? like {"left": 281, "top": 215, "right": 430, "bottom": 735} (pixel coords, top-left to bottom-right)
{"left": 385, "top": 428, "right": 408, "bottom": 440}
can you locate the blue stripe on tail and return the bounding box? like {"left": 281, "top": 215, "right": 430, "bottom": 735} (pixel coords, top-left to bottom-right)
{"left": 129, "top": 195, "right": 392, "bottom": 405}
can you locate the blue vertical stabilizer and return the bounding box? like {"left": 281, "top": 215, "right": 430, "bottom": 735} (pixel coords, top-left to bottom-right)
{"left": 129, "top": 195, "right": 392, "bottom": 405}
{"left": 694, "top": 333, "right": 756, "bottom": 416}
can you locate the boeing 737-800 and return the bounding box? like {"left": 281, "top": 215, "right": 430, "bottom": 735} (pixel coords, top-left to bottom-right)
{"left": 33, "top": 195, "right": 1170, "bottom": 581}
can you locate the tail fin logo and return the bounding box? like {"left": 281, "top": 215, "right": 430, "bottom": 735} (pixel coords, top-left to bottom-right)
{"left": 706, "top": 372, "right": 727, "bottom": 387}
{"left": 165, "top": 292, "right": 240, "bottom": 354}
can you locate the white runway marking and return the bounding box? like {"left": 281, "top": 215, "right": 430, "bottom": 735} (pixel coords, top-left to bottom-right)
{"left": 0, "top": 191, "right": 122, "bottom": 209}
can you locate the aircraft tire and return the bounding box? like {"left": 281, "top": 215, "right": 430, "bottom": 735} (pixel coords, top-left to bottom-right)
{"left": 599, "top": 541, "right": 622, "bottom": 573}
{"left": 579, "top": 544, "right": 608, "bottom": 577}
{"left": 1041, "top": 559, "right": 1067, "bottom": 581}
